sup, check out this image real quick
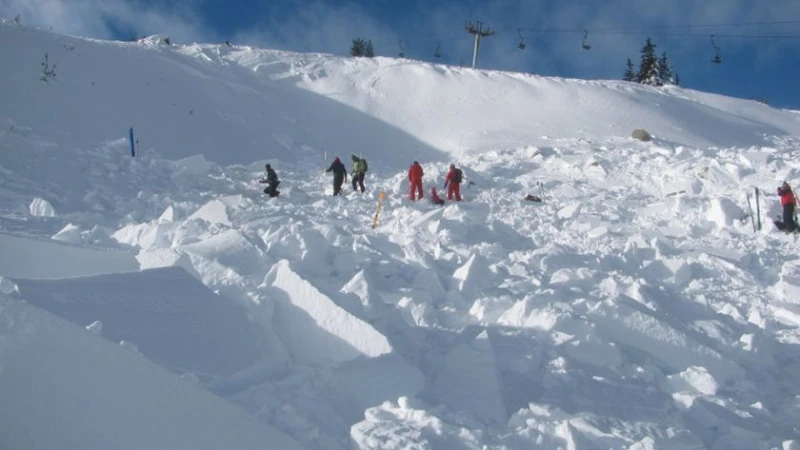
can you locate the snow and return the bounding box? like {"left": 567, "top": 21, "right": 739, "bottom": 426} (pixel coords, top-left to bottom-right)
{"left": 2, "top": 19, "right": 800, "bottom": 450}
{"left": 29, "top": 197, "right": 55, "bottom": 216}
{"left": 0, "top": 293, "right": 305, "bottom": 450}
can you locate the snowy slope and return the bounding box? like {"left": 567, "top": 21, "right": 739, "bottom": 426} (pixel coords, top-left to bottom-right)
{"left": 2, "top": 19, "right": 800, "bottom": 450}
{"left": 0, "top": 293, "right": 306, "bottom": 450}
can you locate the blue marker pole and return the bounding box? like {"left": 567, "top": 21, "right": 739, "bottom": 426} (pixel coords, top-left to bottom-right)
{"left": 129, "top": 127, "right": 135, "bottom": 157}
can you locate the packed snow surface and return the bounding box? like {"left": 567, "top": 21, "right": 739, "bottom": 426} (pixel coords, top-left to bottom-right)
{"left": 1, "top": 19, "right": 800, "bottom": 450}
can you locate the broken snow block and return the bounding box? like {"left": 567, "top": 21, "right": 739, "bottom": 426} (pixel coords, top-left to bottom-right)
{"left": 631, "top": 128, "right": 652, "bottom": 142}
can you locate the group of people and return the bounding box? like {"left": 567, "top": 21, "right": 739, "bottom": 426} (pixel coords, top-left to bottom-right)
{"left": 407, "top": 161, "right": 463, "bottom": 205}
{"left": 262, "top": 155, "right": 465, "bottom": 205}
{"left": 324, "top": 155, "right": 367, "bottom": 196}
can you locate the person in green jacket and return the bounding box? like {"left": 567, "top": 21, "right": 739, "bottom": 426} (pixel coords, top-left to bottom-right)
{"left": 351, "top": 154, "right": 367, "bottom": 193}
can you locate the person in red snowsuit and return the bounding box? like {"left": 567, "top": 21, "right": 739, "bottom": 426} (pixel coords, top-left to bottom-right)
{"left": 443, "top": 164, "right": 462, "bottom": 201}
{"left": 408, "top": 161, "right": 424, "bottom": 201}
{"left": 778, "top": 181, "right": 797, "bottom": 232}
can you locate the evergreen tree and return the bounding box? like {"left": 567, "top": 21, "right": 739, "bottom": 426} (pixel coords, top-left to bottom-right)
{"left": 637, "top": 37, "right": 661, "bottom": 86}
{"left": 658, "top": 51, "right": 673, "bottom": 85}
{"left": 674, "top": 72, "right": 681, "bottom": 86}
{"left": 350, "top": 38, "right": 366, "bottom": 57}
{"left": 364, "top": 39, "right": 375, "bottom": 57}
{"left": 623, "top": 58, "right": 636, "bottom": 82}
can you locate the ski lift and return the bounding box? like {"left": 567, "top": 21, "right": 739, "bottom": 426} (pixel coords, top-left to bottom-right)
{"left": 581, "top": 29, "right": 592, "bottom": 50}
{"left": 398, "top": 40, "right": 405, "bottom": 58}
{"left": 710, "top": 35, "right": 722, "bottom": 64}
{"left": 517, "top": 29, "right": 526, "bottom": 50}
{"left": 434, "top": 43, "right": 442, "bottom": 58}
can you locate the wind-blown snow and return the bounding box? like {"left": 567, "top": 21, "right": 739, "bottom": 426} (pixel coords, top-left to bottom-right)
{"left": 1, "top": 19, "right": 800, "bottom": 450}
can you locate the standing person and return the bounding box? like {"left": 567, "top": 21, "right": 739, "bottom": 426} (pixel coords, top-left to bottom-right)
{"left": 259, "top": 163, "right": 280, "bottom": 197}
{"left": 408, "top": 161, "right": 424, "bottom": 201}
{"left": 777, "top": 181, "right": 797, "bottom": 232}
{"left": 351, "top": 154, "right": 367, "bottom": 193}
{"left": 443, "top": 163, "right": 463, "bottom": 201}
{"left": 326, "top": 157, "right": 348, "bottom": 196}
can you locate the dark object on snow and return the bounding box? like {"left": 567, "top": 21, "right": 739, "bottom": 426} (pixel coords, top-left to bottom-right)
{"left": 631, "top": 128, "right": 651, "bottom": 142}
{"left": 430, "top": 187, "right": 444, "bottom": 206}
{"left": 326, "top": 157, "right": 348, "bottom": 196}
{"left": 774, "top": 220, "right": 799, "bottom": 233}
{"left": 778, "top": 182, "right": 797, "bottom": 232}
{"left": 260, "top": 164, "right": 280, "bottom": 197}
{"left": 524, "top": 194, "right": 542, "bottom": 202}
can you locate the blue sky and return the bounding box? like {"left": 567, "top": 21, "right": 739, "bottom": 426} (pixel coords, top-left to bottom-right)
{"left": 4, "top": 0, "right": 800, "bottom": 109}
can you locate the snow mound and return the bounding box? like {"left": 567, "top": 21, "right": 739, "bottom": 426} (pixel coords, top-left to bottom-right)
{"left": 13, "top": 266, "right": 261, "bottom": 377}
{"left": 706, "top": 197, "right": 744, "bottom": 228}
{"left": 29, "top": 197, "right": 55, "bottom": 216}
{"left": 0, "top": 233, "right": 138, "bottom": 279}
{"left": 189, "top": 199, "right": 232, "bottom": 227}
{"left": 262, "top": 260, "right": 392, "bottom": 364}
{"left": 0, "top": 294, "right": 306, "bottom": 450}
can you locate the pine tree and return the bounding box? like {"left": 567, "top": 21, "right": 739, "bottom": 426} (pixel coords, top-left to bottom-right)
{"left": 658, "top": 51, "right": 673, "bottom": 85}
{"left": 674, "top": 73, "right": 681, "bottom": 86}
{"left": 364, "top": 39, "right": 375, "bottom": 57}
{"left": 350, "top": 38, "right": 366, "bottom": 57}
{"left": 623, "top": 58, "right": 636, "bottom": 82}
{"left": 637, "top": 37, "right": 661, "bottom": 86}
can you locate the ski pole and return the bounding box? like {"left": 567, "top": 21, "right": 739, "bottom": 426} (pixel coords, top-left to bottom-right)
{"left": 755, "top": 187, "right": 762, "bottom": 231}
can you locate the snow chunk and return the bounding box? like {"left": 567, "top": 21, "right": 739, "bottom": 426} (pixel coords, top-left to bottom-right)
{"left": 136, "top": 247, "right": 202, "bottom": 280}
{"left": 666, "top": 366, "right": 718, "bottom": 395}
{"left": 158, "top": 205, "right": 177, "bottom": 223}
{"left": 592, "top": 298, "right": 743, "bottom": 382}
{"left": 113, "top": 221, "right": 175, "bottom": 249}
{"left": 776, "top": 261, "right": 800, "bottom": 304}
{"left": 706, "top": 197, "right": 743, "bottom": 228}
{"left": 29, "top": 197, "right": 55, "bottom": 217}
{"left": 0, "top": 295, "right": 305, "bottom": 450}
{"left": 175, "top": 154, "right": 212, "bottom": 176}
{"left": 0, "top": 276, "right": 18, "bottom": 295}
{"left": 188, "top": 199, "right": 231, "bottom": 227}
{"left": 341, "top": 269, "right": 379, "bottom": 316}
{"left": 181, "top": 229, "right": 266, "bottom": 277}
{"left": 51, "top": 223, "right": 82, "bottom": 243}
{"left": 14, "top": 267, "right": 262, "bottom": 377}
{"left": 433, "top": 330, "right": 506, "bottom": 423}
{"left": 452, "top": 253, "right": 489, "bottom": 298}
{"left": 263, "top": 260, "right": 392, "bottom": 363}
{"left": 0, "top": 233, "right": 138, "bottom": 279}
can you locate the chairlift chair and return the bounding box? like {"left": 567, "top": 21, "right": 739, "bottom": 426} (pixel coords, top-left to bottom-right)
{"left": 517, "top": 29, "right": 526, "bottom": 50}
{"left": 581, "top": 29, "right": 592, "bottom": 50}
{"left": 710, "top": 35, "right": 722, "bottom": 64}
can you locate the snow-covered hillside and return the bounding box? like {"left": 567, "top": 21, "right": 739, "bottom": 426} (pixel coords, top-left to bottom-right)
{"left": 2, "top": 19, "right": 800, "bottom": 450}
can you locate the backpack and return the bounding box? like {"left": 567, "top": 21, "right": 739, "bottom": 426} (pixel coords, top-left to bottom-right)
{"left": 362, "top": 159, "right": 368, "bottom": 172}
{"left": 453, "top": 168, "right": 462, "bottom": 183}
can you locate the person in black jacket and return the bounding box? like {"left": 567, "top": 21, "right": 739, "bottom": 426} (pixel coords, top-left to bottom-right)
{"left": 325, "top": 157, "right": 348, "bottom": 196}
{"left": 259, "top": 163, "right": 280, "bottom": 197}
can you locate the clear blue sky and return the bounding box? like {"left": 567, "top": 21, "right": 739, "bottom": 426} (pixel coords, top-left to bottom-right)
{"left": 4, "top": 0, "right": 800, "bottom": 109}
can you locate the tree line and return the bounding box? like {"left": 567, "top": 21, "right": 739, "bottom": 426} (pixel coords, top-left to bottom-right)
{"left": 350, "top": 35, "right": 680, "bottom": 87}
{"left": 623, "top": 37, "right": 679, "bottom": 86}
